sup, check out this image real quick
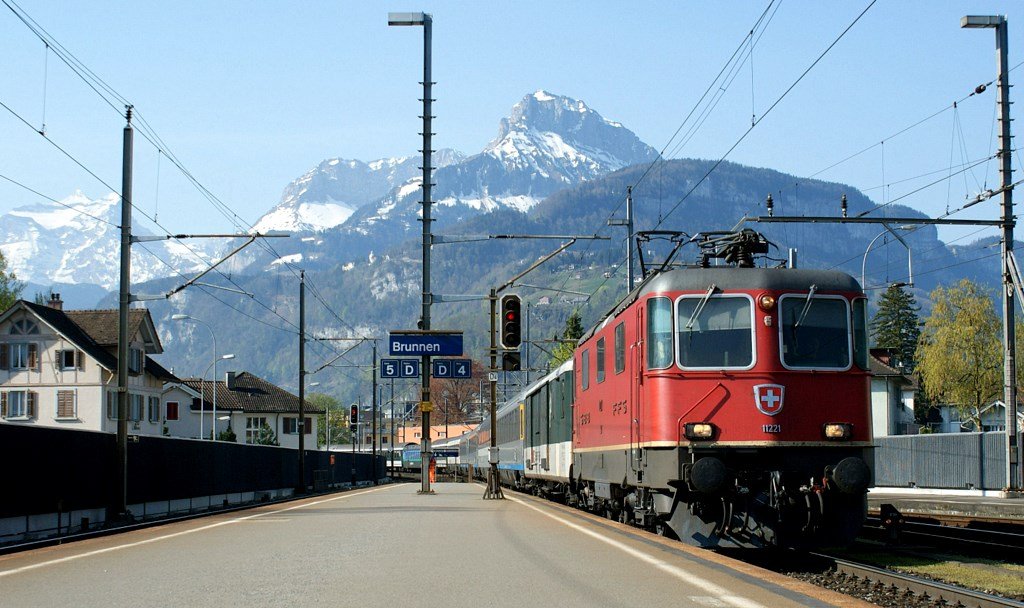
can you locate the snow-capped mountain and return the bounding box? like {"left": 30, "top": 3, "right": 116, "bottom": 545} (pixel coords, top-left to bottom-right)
{"left": 0, "top": 191, "right": 213, "bottom": 291}
{"left": 252, "top": 150, "right": 465, "bottom": 234}
{"left": 339, "top": 90, "right": 659, "bottom": 243}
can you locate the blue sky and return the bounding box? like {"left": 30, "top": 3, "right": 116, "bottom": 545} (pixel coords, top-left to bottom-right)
{"left": 0, "top": 1, "right": 1022, "bottom": 242}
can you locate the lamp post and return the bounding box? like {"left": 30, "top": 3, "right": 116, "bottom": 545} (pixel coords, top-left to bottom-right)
{"left": 201, "top": 354, "right": 234, "bottom": 440}
{"left": 389, "top": 10, "right": 435, "bottom": 495}
{"left": 308, "top": 382, "right": 322, "bottom": 448}
{"left": 962, "top": 15, "right": 1019, "bottom": 491}
{"left": 173, "top": 314, "right": 232, "bottom": 440}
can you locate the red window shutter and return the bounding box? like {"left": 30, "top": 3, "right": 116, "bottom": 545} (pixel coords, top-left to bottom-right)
{"left": 0, "top": 345, "right": 7, "bottom": 370}
{"left": 27, "top": 343, "right": 38, "bottom": 370}
{"left": 1, "top": 392, "right": 7, "bottom": 417}
{"left": 27, "top": 391, "right": 37, "bottom": 418}
{"left": 305, "top": 417, "right": 312, "bottom": 434}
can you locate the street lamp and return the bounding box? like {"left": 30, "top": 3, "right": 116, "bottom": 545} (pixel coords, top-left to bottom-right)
{"left": 389, "top": 10, "right": 435, "bottom": 495}
{"left": 173, "top": 313, "right": 232, "bottom": 440}
{"left": 308, "top": 382, "right": 323, "bottom": 449}
{"left": 202, "top": 354, "right": 234, "bottom": 440}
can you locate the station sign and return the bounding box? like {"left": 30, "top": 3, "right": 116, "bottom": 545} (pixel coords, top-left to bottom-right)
{"left": 388, "top": 330, "right": 463, "bottom": 357}
{"left": 431, "top": 358, "right": 473, "bottom": 379}
{"left": 380, "top": 359, "right": 421, "bottom": 379}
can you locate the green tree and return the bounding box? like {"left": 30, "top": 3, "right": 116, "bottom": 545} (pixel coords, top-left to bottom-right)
{"left": 254, "top": 422, "right": 279, "bottom": 446}
{"left": 0, "top": 253, "right": 23, "bottom": 312}
{"left": 310, "top": 392, "right": 346, "bottom": 447}
{"left": 217, "top": 425, "right": 237, "bottom": 442}
{"left": 550, "top": 310, "right": 585, "bottom": 367}
{"left": 916, "top": 279, "right": 1001, "bottom": 430}
{"left": 870, "top": 284, "right": 921, "bottom": 371}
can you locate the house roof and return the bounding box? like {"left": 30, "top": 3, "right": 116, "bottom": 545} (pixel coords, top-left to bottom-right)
{"left": 4, "top": 300, "right": 177, "bottom": 381}
{"left": 181, "top": 372, "right": 325, "bottom": 415}
{"left": 64, "top": 308, "right": 161, "bottom": 353}
{"left": 868, "top": 353, "right": 916, "bottom": 387}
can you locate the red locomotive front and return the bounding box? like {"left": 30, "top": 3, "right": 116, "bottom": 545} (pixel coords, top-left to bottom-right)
{"left": 571, "top": 233, "right": 872, "bottom": 548}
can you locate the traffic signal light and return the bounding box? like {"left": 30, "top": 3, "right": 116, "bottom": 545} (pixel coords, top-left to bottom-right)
{"left": 349, "top": 404, "right": 358, "bottom": 429}
{"left": 502, "top": 352, "right": 521, "bottom": 372}
{"left": 500, "top": 294, "right": 522, "bottom": 349}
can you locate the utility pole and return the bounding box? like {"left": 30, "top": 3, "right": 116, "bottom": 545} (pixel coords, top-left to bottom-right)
{"left": 963, "top": 15, "right": 1019, "bottom": 492}
{"left": 298, "top": 270, "right": 306, "bottom": 494}
{"left": 115, "top": 106, "right": 133, "bottom": 519}
{"left": 390, "top": 378, "right": 395, "bottom": 476}
{"left": 609, "top": 186, "right": 636, "bottom": 292}
{"left": 483, "top": 287, "right": 503, "bottom": 499}
{"left": 371, "top": 340, "right": 378, "bottom": 485}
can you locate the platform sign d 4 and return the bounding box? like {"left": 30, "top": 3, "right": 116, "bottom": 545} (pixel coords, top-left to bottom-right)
{"left": 431, "top": 358, "right": 472, "bottom": 379}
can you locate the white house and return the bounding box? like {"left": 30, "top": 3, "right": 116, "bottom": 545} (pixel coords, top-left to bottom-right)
{"left": 162, "top": 371, "right": 323, "bottom": 449}
{"left": 0, "top": 295, "right": 176, "bottom": 434}
{"left": 869, "top": 349, "right": 916, "bottom": 436}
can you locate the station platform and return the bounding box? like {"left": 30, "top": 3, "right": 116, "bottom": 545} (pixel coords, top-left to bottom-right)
{"left": 0, "top": 482, "right": 871, "bottom": 608}
{"left": 869, "top": 488, "right": 1024, "bottom": 522}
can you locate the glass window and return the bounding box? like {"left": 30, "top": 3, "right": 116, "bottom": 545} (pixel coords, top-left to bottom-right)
{"left": 246, "top": 416, "right": 268, "bottom": 443}
{"left": 148, "top": 396, "right": 160, "bottom": 423}
{"left": 580, "top": 349, "right": 590, "bottom": 390}
{"left": 9, "top": 320, "right": 38, "bottom": 335}
{"left": 852, "top": 298, "right": 868, "bottom": 370}
{"left": 677, "top": 296, "right": 753, "bottom": 368}
{"left": 780, "top": 296, "right": 851, "bottom": 369}
{"left": 614, "top": 323, "right": 625, "bottom": 374}
{"left": 130, "top": 394, "right": 144, "bottom": 421}
{"left": 596, "top": 338, "right": 606, "bottom": 383}
{"left": 3, "top": 391, "right": 27, "bottom": 418}
{"left": 10, "top": 343, "right": 29, "bottom": 369}
{"left": 647, "top": 298, "right": 673, "bottom": 369}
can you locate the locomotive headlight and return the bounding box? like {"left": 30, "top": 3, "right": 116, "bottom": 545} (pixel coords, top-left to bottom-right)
{"left": 823, "top": 423, "right": 852, "bottom": 440}
{"left": 757, "top": 294, "right": 776, "bottom": 311}
{"left": 685, "top": 422, "right": 716, "bottom": 440}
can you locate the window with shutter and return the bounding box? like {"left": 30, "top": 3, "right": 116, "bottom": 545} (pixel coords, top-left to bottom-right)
{"left": 27, "top": 391, "right": 36, "bottom": 418}
{"left": 166, "top": 401, "right": 179, "bottom": 421}
{"left": 1, "top": 392, "right": 7, "bottom": 418}
{"left": 76, "top": 349, "right": 84, "bottom": 370}
{"left": 148, "top": 396, "right": 159, "bottom": 422}
{"left": 304, "top": 417, "right": 312, "bottom": 434}
{"left": 27, "top": 343, "right": 38, "bottom": 370}
{"left": 56, "top": 390, "right": 76, "bottom": 418}
{"left": 106, "top": 392, "right": 116, "bottom": 419}
{"left": 10, "top": 343, "right": 28, "bottom": 369}
{"left": 0, "top": 344, "right": 8, "bottom": 370}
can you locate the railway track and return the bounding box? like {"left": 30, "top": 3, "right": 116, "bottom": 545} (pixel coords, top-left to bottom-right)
{"left": 809, "top": 551, "right": 1024, "bottom": 608}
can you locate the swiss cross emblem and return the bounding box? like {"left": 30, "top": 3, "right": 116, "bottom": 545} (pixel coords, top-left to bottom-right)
{"left": 754, "top": 384, "right": 785, "bottom": 416}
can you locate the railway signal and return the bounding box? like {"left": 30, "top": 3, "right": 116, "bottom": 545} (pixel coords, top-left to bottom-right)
{"left": 500, "top": 294, "right": 522, "bottom": 349}
{"left": 502, "top": 352, "right": 521, "bottom": 372}
{"left": 349, "top": 403, "right": 358, "bottom": 430}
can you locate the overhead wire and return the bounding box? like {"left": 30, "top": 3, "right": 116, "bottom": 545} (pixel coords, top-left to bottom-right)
{"left": 1, "top": 0, "right": 370, "bottom": 361}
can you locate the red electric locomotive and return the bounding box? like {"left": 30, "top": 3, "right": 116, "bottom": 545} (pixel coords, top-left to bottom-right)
{"left": 570, "top": 230, "right": 872, "bottom": 548}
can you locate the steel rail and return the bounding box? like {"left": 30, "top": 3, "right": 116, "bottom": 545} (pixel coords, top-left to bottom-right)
{"left": 811, "top": 552, "right": 1024, "bottom": 608}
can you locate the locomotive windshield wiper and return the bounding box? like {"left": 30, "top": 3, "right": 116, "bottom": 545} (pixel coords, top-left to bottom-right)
{"left": 685, "top": 283, "right": 718, "bottom": 330}
{"left": 794, "top": 284, "right": 818, "bottom": 328}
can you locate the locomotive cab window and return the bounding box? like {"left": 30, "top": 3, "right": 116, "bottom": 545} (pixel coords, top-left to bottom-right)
{"left": 647, "top": 297, "right": 673, "bottom": 369}
{"left": 779, "top": 294, "right": 851, "bottom": 369}
{"left": 676, "top": 295, "right": 754, "bottom": 369}
{"left": 852, "top": 298, "right": 869, "bottom": 370}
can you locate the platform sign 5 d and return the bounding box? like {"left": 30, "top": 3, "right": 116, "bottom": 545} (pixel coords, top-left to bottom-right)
{"left": 388, "top": 331, "right": 463, "bottom": 357}
{"left": 381, "top": 359, "right": 421, "bottom": 379}
{"left": 432, "top": 358, "right": 472, "bottom": 379}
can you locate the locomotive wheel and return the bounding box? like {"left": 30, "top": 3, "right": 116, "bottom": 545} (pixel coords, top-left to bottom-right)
{"left": 618, "top": 509, "right": 630, "bottom": 525}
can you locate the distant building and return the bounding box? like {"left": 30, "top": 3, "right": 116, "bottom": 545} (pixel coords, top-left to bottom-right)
{"left": 162, "top": 371, "right": 323, "bottom": 448}
{"left": 386, "top": 423, "right": 475, "bottom": 448}
{"left": 0, "top": 295, "right": 176, "bottom": 434}
{"left": 868, "top": 349, "right": 916, "bottom": 436}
